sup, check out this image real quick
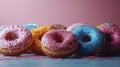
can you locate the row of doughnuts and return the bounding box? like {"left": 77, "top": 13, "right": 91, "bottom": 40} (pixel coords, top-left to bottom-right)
{"left": 0, "top": 23, "right": 120, "bottom": 58}
{"left": 67, "top": 23, "right": 120, "bottom": 56}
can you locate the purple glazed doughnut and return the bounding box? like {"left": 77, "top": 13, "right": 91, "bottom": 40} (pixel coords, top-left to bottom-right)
{"left": 41, "top": 30, "right": 78, "bottom": 58}
{"left": 97, "top": 23, "right": 120, "bottom": 55}
{"left": 66, "top": 23, "right": 85, "bottom": 31}
{"left": 50, "top": 24, "right": 66, "bottom": 30}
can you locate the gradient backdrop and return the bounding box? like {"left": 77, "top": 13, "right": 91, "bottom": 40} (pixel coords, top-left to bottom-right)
{"left": 0, "top": 0, "right": 120, "bottom": 26}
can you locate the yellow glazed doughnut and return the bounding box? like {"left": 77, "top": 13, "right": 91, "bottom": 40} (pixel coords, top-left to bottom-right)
{"left": 31, "top": 26, "right": 52, "bottom": 55}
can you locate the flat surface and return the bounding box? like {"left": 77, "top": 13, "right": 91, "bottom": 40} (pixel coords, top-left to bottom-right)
{"left": 0, "top": 54, "right": 120, "bottom": 67}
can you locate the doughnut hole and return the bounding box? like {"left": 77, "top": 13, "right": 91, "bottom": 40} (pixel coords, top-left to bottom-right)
{"left": 5, "top": 32, "right": 18, "bottom": 41}
{"left": 82, "top": 36, "right": 91, "bottom": 42}
{"left": 54, "top": 34, "right": 63, "bottom": 43}
{"left": 105, "top": 33, "right": 113, "bottom": 42}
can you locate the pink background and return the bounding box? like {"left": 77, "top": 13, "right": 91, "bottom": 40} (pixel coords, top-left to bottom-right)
{"left": 0, "top": 0, "right": 120, "bottom": 26}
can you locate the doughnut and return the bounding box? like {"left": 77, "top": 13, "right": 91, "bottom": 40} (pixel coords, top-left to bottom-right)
{"left": 97, "top": 23, "right": 120, "bottom": 55}
{"left": 23, "top": 23, "right": 39, "bottom": 30}
{"left": 31, "top": 26, "right": 52, "bottom": 55}
{"left": 0, "top": 25, "right": 33, "bottom": 56}
{"left": 41, "top": 30, "right": 78, "bottom": 58}
{"left": 0, "top": 26, "right": 3, "bottom": 32}
{"left": 50, "top": 24, "right": 66, "bottom": 30}
{"left": 72, "top": 26, "right": 105, "bottom": 56}
{"left": 0, "top": 25, "right": 8, "bottom": 32}
{"left": 66, "top": 23, "right": 85, "bottom": 31}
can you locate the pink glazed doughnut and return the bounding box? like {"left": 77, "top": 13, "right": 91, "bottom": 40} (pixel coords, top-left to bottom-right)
{"left": 66, "top": 23, "right": 85, "bottom": 31}
{"left": 0, "top": 25, "right": 33, "bottom": 56}
{"left": 41, "top": 30, "right": 78, "bottom": 58}
{"left": 97, "top": 23, "right": 120, "bottom": 55}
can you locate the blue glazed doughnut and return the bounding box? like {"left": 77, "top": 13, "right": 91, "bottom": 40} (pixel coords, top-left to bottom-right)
{"left": 0, "top": 27, "right": 2, "bottom": 32}
{"left": 23, "top": 24, "right": 39, "bottom": 30}
{"left": 0, "top": 25, "right": 8, "bottom": 32}
{"left": 72, "top": 26, "right": 105, "bottom": 55}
